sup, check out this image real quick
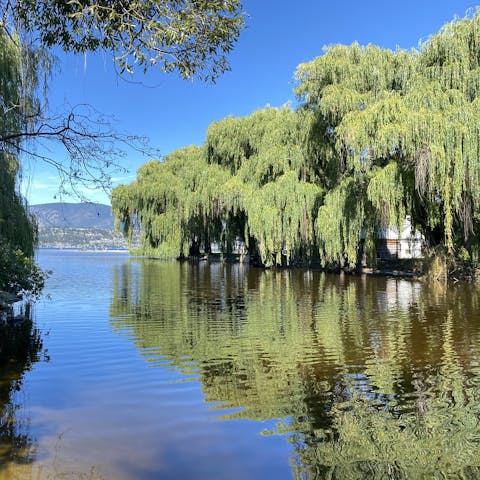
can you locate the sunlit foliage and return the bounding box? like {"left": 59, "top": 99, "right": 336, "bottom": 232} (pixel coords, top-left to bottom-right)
{"left": 14, "top": 0, "right": 245, "bottom": 81}
{"left": 297, "top": 9, "right": 480, "bottom": 265}
{"left": 114, "top": 11, "right": 480, "bottom": 269}
{"left": 113, "top": 107, "right": 323, "bottom": 266}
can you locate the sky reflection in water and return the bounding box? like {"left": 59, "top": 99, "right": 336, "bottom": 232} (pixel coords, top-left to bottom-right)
{"left": 1, "top": 251, "right": 480, "bottom": 479}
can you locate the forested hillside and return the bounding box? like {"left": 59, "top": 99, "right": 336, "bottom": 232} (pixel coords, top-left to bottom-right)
{"left": 113, "top": 12, "right": 480, "bottom": 271}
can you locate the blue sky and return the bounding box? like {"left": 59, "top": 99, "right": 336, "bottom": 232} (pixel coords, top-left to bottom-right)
{"left": 22, "top": 0, "right": 478, "bottom": 205}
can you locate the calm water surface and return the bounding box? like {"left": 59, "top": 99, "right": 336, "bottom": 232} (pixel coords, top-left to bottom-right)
{"left": 2, "top": 249, "right": 480, "bottom": 479}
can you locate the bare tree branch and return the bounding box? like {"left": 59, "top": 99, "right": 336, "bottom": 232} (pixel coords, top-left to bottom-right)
{"left": 1, "top": 102, "right": 160, "bottom": 201}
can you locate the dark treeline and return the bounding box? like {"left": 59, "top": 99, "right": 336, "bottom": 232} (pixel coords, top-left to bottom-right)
{"left": 113, "top": 12, "right": 480, "bottom": 273}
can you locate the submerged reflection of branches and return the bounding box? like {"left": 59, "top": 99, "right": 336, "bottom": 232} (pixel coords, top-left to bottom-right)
{"left": 0, "top": 317, "right": 46, "bottom": 473}
{"left": 110, "top": 262, "right": 480, "bottom": 478}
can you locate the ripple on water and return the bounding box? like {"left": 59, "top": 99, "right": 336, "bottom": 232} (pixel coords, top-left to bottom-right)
{"left": 4, "top": 253, "right": 480, "bottom": 479}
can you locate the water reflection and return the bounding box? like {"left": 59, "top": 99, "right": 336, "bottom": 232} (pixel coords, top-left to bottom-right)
{"left": 110, "top": 260, "right": 480, "bottom": 478}
{"left": 0, "top": 319, "right": 44, "bottom": 477}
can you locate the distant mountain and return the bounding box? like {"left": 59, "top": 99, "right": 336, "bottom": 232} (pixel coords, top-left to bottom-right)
{"left": 36, "top": 227, "right": 130, "bottom": 250}
{"left": 28, "top": 202, "right": 135, "bottom": 250}
{"left": 30, "top": 202, "right": 115, "bottom": 229}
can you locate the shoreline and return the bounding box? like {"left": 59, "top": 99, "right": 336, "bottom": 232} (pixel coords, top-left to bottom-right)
{"left": 37, "top": 247, "right": 129, "bottom": 254}
{"left": 39, "top": 250, "right": 473, "bottom": 282}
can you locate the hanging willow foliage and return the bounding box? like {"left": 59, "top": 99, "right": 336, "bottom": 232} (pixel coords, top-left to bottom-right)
{"left": 297, "top": 10, "right": 480, "bottom": 264}
{"left": 0, "top": 30, "right": 47, "bottom": 295}
{"left": 316, "top": 178, "right": 367, "bottom": 268}
{"left": 113, "top": 107, "right": 322, "bottom": 266}
{"left": 245, "top": 171, "right": 322, "bottom": 266}
{"left": 0, "top": 30, "right": 39, "bottom": 257}
{"left": 115, "top": 11, "right": 480, "bottom": 269}
{"left": 113, "top": 146, "right": 231, "bottom": 257}
{"left": 206, "top": 106, "right": 316, "bottom": 185}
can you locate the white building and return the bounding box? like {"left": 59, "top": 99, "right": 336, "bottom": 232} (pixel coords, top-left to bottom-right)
{"left": 376, "top": 216, "right": 424, "bottom": 259}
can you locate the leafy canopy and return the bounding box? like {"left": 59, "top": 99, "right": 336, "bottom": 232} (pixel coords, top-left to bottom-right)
{"left": 113, "top": 107, "right": 323, "bottom": 266}
{"left": 14, "top": 0, "right": 245, "bottom": 80}
{"left": 0, "top": 30, "right": 45, "bottom": 296}
{"left": 296, "top": 9, "right": 480, "bottom": 265}
{"left": 114, "top": 10, "right": 480, "bottom": 270}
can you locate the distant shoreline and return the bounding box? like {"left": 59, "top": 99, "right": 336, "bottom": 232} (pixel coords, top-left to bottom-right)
{"left": 37, "top": 247, "right": 129, "bottom": 254}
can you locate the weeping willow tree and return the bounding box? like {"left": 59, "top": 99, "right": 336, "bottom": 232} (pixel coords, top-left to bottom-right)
{"left": 113, "top": 145, "right": 232, "bottom": 258}
{"left": 0, "top": 30, "right": 45, "bottom": 296}
{"left": 114, "top": 11, "right": 480, "bottom": 271}
{"left": 296, "top": 10, "right": 480, "bottom": 268}
{"left": 113, "top": 106, "right": 323, "bottom": 266}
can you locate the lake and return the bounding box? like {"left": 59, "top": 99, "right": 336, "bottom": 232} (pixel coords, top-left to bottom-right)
{"left": 1, "top": 249, "right": 480, "bottom": 479}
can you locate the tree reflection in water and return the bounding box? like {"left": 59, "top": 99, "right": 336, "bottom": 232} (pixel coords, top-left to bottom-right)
{"left": 110, "top": 260, "right": 480, "bottom": 478}
{"left": 0, "top": 317, "right": 45, "bottom": 477}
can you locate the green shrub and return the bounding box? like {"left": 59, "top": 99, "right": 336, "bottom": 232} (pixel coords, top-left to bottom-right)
{"left": 0, "top": 242, "right": 45, "bottom": 299}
